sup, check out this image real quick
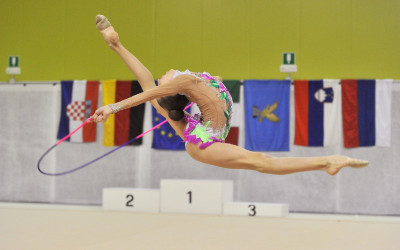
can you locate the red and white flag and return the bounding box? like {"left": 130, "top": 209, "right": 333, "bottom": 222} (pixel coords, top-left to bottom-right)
{"left": 57, "top": 80, "right": 99, "bottom": 143}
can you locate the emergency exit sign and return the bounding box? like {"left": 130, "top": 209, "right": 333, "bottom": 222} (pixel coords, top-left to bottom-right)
{"left": 6, "top": 56, "right": 21, "bottom": 75}
{"left": 283, "top": 53, "right": 295, "bottom": 65}
{"left": 9, "top": 56, "right": 20, "bottom": 67}
{"left": 280, "top": 52, "right": 297, "bottom": 73}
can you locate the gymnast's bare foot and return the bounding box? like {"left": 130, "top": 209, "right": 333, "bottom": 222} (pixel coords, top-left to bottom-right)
{"left": 324, "top": 155, "right": 369, "bottom": 176}
{"left": 96, "top": 15, "right": 120, "bottom": 48}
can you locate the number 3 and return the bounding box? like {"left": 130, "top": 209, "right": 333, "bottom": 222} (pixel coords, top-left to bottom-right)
{"left": 248, "top": 204, "right": 256, "bottom": 216}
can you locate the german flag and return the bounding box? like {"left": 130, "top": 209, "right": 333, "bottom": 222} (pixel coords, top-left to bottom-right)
{"left": 102, "top": 80, "right": 145, "bottom": 146}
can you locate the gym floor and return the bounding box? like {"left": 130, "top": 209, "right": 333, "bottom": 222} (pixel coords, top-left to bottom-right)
{"left": 1, "top": 203, "right": 399, "bottom": 250}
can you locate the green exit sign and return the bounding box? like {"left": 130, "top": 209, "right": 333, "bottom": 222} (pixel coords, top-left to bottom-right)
{"left": 283, "top": 53, "right": 295, "bottom": 65}
{"left": 9, "top": 56, "right": 20, "bottom": 68}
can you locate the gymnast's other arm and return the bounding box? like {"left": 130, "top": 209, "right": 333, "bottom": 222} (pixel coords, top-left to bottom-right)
{"left": 90, "top": 75, "right": 190, "bottom": 123}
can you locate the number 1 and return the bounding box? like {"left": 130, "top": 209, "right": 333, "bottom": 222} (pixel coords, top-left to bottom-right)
{"left": 187, "top": 191, "right": 192, "bottom": 204}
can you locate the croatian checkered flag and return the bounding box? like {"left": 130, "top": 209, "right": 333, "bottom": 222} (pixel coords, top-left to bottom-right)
{"left": 57, "top": 80, "right": 99, "bottom": 143}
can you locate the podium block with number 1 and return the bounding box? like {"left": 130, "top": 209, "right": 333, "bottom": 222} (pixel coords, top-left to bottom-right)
{"left": 160, "top": 179, "right": 233, "bottom": 215}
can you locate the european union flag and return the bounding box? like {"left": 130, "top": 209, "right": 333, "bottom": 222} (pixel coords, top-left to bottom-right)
{"left": 151, "top": 106, "right": 187, "bottom": 150}
{"left": 244, "top": 80, "right": 290, "bottom": 151}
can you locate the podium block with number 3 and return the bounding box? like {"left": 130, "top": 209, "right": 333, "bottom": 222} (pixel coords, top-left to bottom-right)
{"left": 223, "top": 202, "right": 288, "bottom": 217}
{"left": 160, "top": 179, "right": 233, "bottom": 215}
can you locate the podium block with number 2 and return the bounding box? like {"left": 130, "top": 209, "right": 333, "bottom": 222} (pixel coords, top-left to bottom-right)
{"left": 160, "top": 179, "right": 233, "bottom": 215}
{"left": 102, "top": 188, "right": 160, "bottom": 213}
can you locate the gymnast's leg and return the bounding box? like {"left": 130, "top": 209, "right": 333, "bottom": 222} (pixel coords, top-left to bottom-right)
{"left": 185, "top": 142, "right": 368, "bottom": 175}
{"left": 96, "top": 15, "right": 158, "bottom": 93}
{"left": 95, "top": 14, "right": 175, "bottom": 122}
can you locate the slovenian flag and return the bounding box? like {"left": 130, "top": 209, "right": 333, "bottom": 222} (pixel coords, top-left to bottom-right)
{"left": 342, "top": 79, "right": 392, "bottom": 148}
{"left": 294, "top": 79, "right": 340, "bottom": 147}
{"left": 244, "top": 80, "right": 290, "bottom": 151}
{"left": 224, "top": 80, "right": 241, "bottom": 145}
{"left": 57, "top": 80, "right": 99, "bottom": 142}
{"left": 102, "top": 80, "right": 145, "bottom": 146}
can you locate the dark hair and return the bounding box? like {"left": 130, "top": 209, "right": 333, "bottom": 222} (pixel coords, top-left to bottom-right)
{"left": 157, "top": 94, "right": 190, "bottom": 121}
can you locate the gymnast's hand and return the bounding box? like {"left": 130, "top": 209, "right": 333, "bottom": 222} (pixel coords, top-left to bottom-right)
{"left": 90, "top": 105, "right": 113, "bottom": 123}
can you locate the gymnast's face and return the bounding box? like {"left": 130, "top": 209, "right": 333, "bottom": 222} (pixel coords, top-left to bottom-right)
{"left": 158, "top": 69, "right": 175, "bottom": 86}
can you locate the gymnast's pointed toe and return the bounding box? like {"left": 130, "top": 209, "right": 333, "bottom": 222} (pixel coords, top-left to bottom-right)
{"left": 96, "top": 14, "right": 111, "bottom": 31}
{"left": 348, "top": 158, "right": 369, "bottom": 168}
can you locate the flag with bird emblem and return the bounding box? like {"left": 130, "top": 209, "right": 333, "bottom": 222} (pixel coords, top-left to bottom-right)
{"left": 243, "top": 80, "right": 290, "bottom": 151}
{"left": 294, "top": 79, "right": 340, "bottom": 147}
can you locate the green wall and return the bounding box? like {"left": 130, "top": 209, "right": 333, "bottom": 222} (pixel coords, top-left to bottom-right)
{"left": 1, "top": 0, "right": 399, "bottom": 81}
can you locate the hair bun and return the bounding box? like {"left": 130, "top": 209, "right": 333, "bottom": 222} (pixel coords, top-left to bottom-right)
{"left": 157, "top": 94, "right": 189, "bottom": 121}
{"left": 168, "top": 109, "right": 184, "bottom": 121}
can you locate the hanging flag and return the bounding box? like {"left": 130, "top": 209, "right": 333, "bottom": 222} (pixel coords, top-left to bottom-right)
{"left": 224, "top": 80, "right": 241, "bottom": 145}
{"left": 375, "top": 79, "right": 392, "bottom": 147}
{"left": 102, "top": 80, "right": 145, "bottom": 146}
{"left": 151, "top": 106, "right": 188, "bottom": 150}
{"left": 57, "top": 80, "right": 99, "bottom": 143}
{"left": 342, "top": 79, "right": 392, "bottom": 148}
{"left": 294, "top": 79, "right": 340, "bottom": 147}
{"left": 244, "top": 80, "right": 290, "bottom": 151}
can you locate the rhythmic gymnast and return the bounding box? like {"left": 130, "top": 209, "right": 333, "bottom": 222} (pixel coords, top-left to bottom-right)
{"left": 91, "top": 15, "right": 368, "bottom": 176}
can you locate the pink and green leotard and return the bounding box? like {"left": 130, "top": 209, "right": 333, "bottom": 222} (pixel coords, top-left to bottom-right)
{"left": 107, "top": 70, "right": 233, "bottom": 149}
{"left": 181, "top": 71, "right": 233, "bottom": 148}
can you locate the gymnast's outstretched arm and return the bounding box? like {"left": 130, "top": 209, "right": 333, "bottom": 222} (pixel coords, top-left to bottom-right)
{"left": 91, "top": 82, "right": 175, "bottom": 122}
{"left": 91, "top": 74, "right": 193, "bottom": 123}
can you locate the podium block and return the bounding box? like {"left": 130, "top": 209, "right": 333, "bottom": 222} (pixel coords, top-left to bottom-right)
{"left": 102, "top": 188, "right": 160, "bottom": 213}
{"left": 160, "top": 179, "right": 233, "bottom": 215}
{"left": 223, "top": 202, "right": 288, "bottom": 217}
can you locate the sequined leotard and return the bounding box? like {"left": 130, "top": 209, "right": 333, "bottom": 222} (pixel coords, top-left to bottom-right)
{"left": 177, "top": 71, "right": 233, "bottom": 148}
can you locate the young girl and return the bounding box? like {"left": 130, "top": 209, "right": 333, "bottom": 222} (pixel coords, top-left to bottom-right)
{"left": 91, "top": 15, "right": 368, "bottom": 176}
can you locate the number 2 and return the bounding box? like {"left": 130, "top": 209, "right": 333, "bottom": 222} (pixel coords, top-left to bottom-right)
{"left": 126, "top": 194, "right": 134, "bottom": 207}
